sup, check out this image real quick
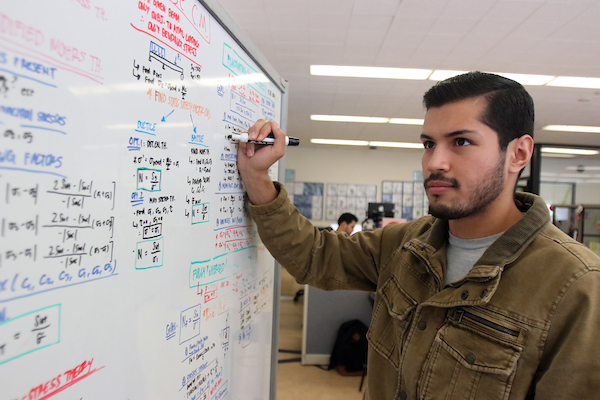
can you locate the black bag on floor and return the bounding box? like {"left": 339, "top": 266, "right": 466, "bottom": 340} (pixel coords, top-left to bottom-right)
{"left": 328, "top": 319, "right": 368, "bottom": 376}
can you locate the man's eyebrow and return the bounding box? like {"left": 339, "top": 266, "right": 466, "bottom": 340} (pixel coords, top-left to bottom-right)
{"left": 420, "top": 130, "right": 478, "bottom": 140}
{"left": 447, "top": 129, "right": 478, "bottom": 138}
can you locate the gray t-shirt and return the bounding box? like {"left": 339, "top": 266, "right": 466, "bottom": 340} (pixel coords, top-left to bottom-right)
{"left": 445, "top": 231, "right": 504, "bottom": 286}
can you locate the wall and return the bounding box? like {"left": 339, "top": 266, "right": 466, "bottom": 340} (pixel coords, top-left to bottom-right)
{"left": 284, "top": 145, "right": 424, "bottom": 226}
{"left": 576, "top": 182, "right": 600, "bottom": 204}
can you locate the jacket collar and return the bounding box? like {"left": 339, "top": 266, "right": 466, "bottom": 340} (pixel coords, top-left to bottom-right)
{"left": 477, "top": 191, "right": 550, "bottom": 268}
{"left": 406, "top": 192, "right": 550, "bottom": 292}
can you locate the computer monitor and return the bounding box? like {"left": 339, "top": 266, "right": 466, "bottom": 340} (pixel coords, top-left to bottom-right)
{"left": 367, "top": 203, "right": 394, "bottom": 221}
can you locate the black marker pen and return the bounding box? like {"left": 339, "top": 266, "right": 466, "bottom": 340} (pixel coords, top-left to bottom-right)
{"left": 228, "top": 133, "right": 299, "bottom": 146}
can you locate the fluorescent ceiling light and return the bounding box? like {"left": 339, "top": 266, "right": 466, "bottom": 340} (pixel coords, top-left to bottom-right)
{"left": 541, "top": 147, "right": 599, "bottom": 156}
{"left": 311, "top": 115, "right": 389, "bottom": 123}
{"left": 310, "top": 138, "right": 369, "bottom": 146}
{"left": 566, "top": 166, "right": 600, "bottom": 171}
{"left": 547, "top": 76, "right": 600, "bottom": 89}
{"left": 310, "top": 139, "right": 424, "bottom": 149}
{"left": 558, "top": 173, "right": 595, "bottom": 178}
{"left": 430, "top": 70, "right": 554, "bottom": 85}
{"left": 542, "top": 125, "right": 600, "bottom": 134}
{"left": 311, "top": 115, "right": 423, "bottom": 124}
{"left": 369, "top": 141, "right": 423, "bottom": 149}
{"left": 541, "top": 153, "right": 575, "bottom": 158}
{"left": 389, "top": 118, "right": 424, "bottom": 125}
{"left": 310, "top": 65, "right": 432, "bottom": 80}
{"left": 311, "top": 65, "right": 600, "bottom": 90}
{"left": 429, "top": 70, "right": 468, "bottom": 81}
{"left": 492, "top": 72, "right": 554, "bottom": 86}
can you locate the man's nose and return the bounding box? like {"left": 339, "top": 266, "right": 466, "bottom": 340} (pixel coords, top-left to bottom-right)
{"left": 426, "top": 146, "right": 451, "bottom": 172}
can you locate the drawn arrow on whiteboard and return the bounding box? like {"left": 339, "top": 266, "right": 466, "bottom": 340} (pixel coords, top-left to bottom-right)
{"left": 161, "top": 110, "right": 174, "bottom": 122}
{"left": 190, "top": 114, "right": 197, "bottom": 133}
{"left": 132, "top": 60, "right": 140, "bottom": 80}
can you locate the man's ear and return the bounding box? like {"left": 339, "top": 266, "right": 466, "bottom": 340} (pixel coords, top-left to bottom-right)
{"left": 507, "top": 135, "right": 534, "bottom": 174}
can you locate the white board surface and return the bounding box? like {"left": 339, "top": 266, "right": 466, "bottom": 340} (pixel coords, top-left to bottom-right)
{"left": 0, "top": 0, "right": 284, "bottom": 398}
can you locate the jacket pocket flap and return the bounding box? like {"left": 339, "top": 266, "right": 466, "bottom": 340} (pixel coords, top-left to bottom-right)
{"left": 439, "top": 325, "right": 521, "bottom": 376}
{"left": 381, "top": 276, "right": 417, "bottom": 319}
{"left": 366, "top": 277, "right": 417, "bottom": 369}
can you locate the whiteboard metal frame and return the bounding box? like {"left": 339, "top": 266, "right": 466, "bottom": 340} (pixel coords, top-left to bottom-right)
{"left": 271, "top": 86, "right": 289, "bottom": 399}
{"left": 196, "top": 1, "right": 289, "bottom": 398}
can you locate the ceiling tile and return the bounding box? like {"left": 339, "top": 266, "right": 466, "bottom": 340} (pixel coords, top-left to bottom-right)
{"left": 262, "top": 0, "right": 309, "bottom": 14}
{"left": 550, "top": 20, "right": 600, "bottom": 41}
{"left": 276, "top": 50, "right": 311, "bottom": 65}
{"left": 309, "top": 28, "right": 348, "bottom": 46}
{"left": 352, "top": 0, "right": 402, "bottom": 16}
{"left": 409, "top": 46, "right": 455, "bottom": 68}
{"left": 439, "top": 0, "right": 497, "bottom": 19}
{"left": 343, "top": 45, "right": 381, "bottom": 65}
{"left": 270, "top": 29, "right": 310, "bottom": 44}
{"left": 507, "top": 21, "right": 566, "bottom": 41}
{"left": 308, "top": 0, "right": 354, "bottom": 15}
{"left": 419, "top": 33, "right": 465, "bottom": 50}
{"left": 387, "top": 16, "right": 437, "bottom": 36}
{"left": 346, "top": 15, "right": 394, "bottom": 47}
{"left": 529, "top": 0, "right": 596, "bottom": 22}
{"left": 309, "top": 44, "right": 345, "bottom": 64}
{"left": 486, "top": 0, "right": 543, "bottom": 21}
{"left": 428, "top": 16, "right": 480, "bottom": 37}
{"left": 439, "top": 49, "right": 486, "bottom": 69}
{"left": 307, "top": 13, "right": 351, "bottom": 30}
{"left": 468, "top": 17, "right": 526, "bottom": 40}
{"left": 219, "top": 0, "right": 266, "bottom": 13}
{"left": 397, "top": 0, "right": 452, "bottom": 18}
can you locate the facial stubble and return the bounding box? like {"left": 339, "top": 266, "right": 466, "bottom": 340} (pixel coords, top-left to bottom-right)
{"left": 426, "top": 155, "right": 506, "bottom": 220}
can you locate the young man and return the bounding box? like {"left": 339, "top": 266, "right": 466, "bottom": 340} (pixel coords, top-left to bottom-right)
{"left": 336, "top": 212, "right": 358, "bottom": 235}
{"left": 237, "top": 72, "right": 600, "bottom": 399}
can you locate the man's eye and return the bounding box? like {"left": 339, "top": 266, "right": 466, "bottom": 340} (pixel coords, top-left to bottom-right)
{"left": 423, "top": 141, "right": 435, "bottom": 149}
{"left": 455, "top": 138, "right": 471, "bottom": 146}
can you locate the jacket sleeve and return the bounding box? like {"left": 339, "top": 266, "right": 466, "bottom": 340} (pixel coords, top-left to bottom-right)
{"left": 533, "top": 269, "right": 600, "bottom": 398}
{"left": 247, "top": 182, "right": 383, "bottom": 292}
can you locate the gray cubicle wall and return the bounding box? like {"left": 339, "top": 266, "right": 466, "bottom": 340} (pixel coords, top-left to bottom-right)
{"left": 303, "top": 286, "right": 374, "bottom": 365}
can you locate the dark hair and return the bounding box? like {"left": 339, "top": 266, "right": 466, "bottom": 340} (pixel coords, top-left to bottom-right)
{"left": 338, "top": 213, "right": 357, "bottom": 225}
{"left": 423, "top": 71, "right": 534, "bottom": 151}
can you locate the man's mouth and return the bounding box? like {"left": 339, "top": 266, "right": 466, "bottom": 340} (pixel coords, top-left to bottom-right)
{"left": 426, "top": 181, "right": 454, "bottom": 195}
{"left": 424, "top": 175, "right": 459, "bottom": 195}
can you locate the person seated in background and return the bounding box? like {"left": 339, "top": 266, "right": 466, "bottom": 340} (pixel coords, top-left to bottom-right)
{"left": 336, "top": 212, "right": 358, "bottom": 235}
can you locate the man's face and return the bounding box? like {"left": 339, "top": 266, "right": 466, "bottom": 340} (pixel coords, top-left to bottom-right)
{"left": 421, "top": 97, "right": 507, "bottom": 220}
{"left": 345, "top": 221, "right": 357, "bottom": 235}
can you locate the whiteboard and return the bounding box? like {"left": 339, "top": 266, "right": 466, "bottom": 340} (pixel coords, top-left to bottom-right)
{"left": 0, "top": 0, "right": 287, "bottom": 398}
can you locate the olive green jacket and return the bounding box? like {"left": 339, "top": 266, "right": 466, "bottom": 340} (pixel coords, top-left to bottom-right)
{"left": 249, "top": 182, "right": 600, "bottom": 400}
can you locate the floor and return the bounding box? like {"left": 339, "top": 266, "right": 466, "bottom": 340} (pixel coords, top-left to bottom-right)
{"left": 276, "top": 297, "right": 365, "bottom": 400}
